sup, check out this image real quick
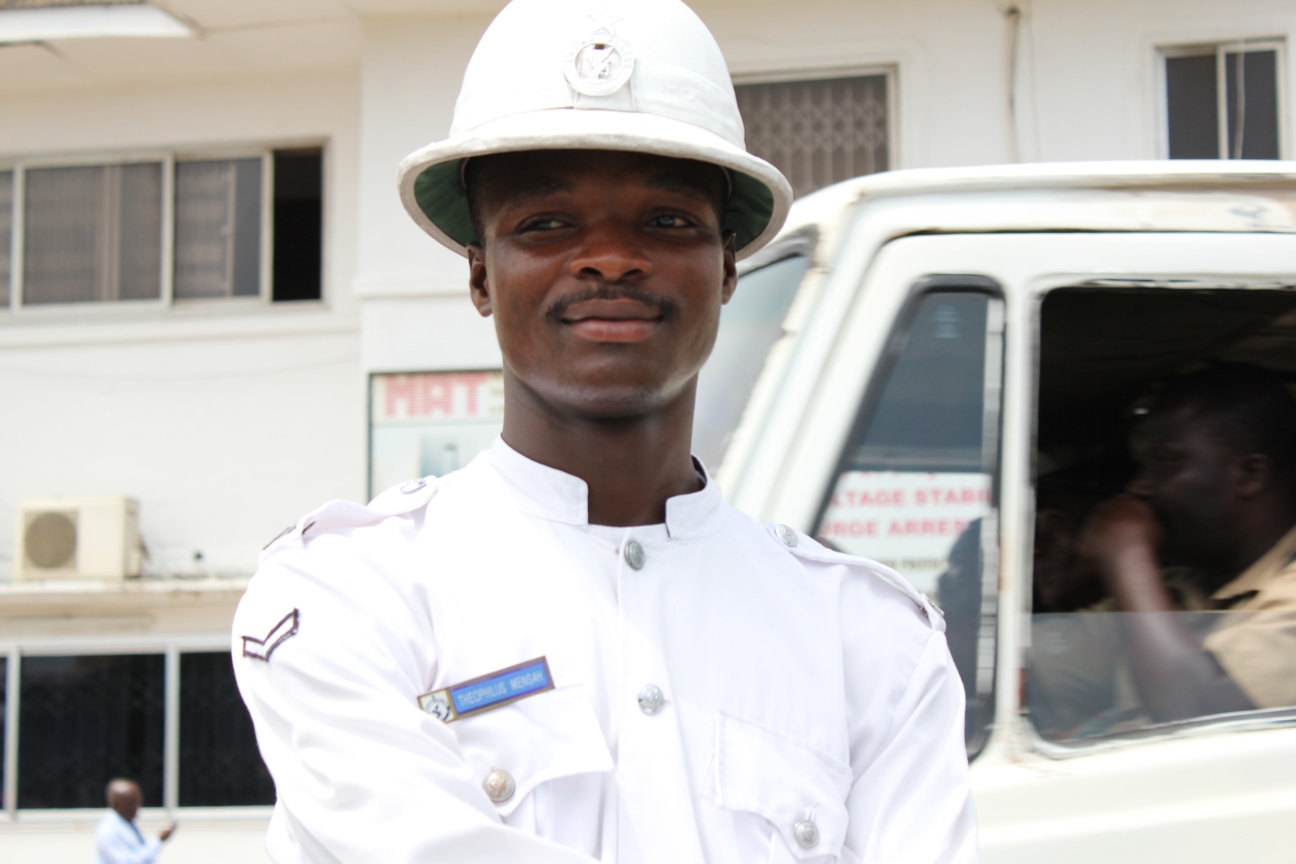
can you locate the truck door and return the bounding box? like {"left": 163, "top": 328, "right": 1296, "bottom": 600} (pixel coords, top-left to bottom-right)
{"left": 752, "top": 230, "right": 1296, "bottom": 863}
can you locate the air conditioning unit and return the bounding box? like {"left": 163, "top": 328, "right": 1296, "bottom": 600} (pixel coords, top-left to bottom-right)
{"left": 15, "top": 497, "right": 142, "bottom": 581}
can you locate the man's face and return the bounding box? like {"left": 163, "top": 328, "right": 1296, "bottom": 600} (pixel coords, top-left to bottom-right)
{"left": 108, "top": 781, "right": 142, "bottom": 821}
{"left": 1129, "top": 402, "right": 1239, "bottom": 567}
{"left": 466, "top": 150, "right": 736, "bottom": 420}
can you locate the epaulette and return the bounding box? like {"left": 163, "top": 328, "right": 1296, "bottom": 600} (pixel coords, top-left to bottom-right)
{"left": 258, "top": 476, "right": 439, "bottom": 563}
{"left": 765, "top": 522, "right": 946, "bottom": 632}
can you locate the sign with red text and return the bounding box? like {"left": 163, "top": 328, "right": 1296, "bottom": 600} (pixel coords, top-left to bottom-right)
{"left": 370, "top": 371, "right": 505, "bottom": 498}
{"left": 817, "top": 471, "right": 991, "bottom": 594}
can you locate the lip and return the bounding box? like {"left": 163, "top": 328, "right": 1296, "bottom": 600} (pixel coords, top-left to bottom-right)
{"left": 560, "top": 298, "right": 662, "bottom": 343}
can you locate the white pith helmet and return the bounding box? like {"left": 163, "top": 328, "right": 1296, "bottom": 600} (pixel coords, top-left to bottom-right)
{"left": 397, "top": 0, "right": 793, "bottom": 261}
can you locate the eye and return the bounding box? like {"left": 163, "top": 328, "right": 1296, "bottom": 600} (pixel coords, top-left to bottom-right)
{"left": 647, "top": 213, "right": 694, "bottom": 229}
{"left": 519, "top": 216, "right": 569, "bottom": 232}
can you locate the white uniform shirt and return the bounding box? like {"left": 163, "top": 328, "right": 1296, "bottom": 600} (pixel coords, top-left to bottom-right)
{"left": 94, "top": 811, "right": 162, "bottom": 864}
{"left": 234, "top": 439, "right": 978, "bottom": 864}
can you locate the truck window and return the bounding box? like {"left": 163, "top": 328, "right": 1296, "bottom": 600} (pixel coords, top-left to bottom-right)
{"left": 693, "top": 253, "right": 809, "bottom": 470}
{"left": 1028, "top": 287, "right": 1296, "bottom": 743}
{"left": 814, "top": 287, "right": 1004, "bottom": 754}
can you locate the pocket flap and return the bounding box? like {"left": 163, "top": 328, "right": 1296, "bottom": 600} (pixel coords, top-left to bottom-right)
{"left": 454, "top": 685, "right": 613, "bottom": 817}
{"left": 713, "top": 713, "right": 852, "bottom": 859}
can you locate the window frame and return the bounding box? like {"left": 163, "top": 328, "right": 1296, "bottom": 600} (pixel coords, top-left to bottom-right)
{"left": 0, "top": 635, "right": 272, "bottom": 822}
{"left": 0, "top": 141, "right": 325, "bottom": 317}
{"left": 1158, "top": 39, "right": 1288, "bottom": 160}
{"left": 811, "top": 276, "right": 1006, "bottom": 760}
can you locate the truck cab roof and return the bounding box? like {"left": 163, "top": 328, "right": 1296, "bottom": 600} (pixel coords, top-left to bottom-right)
{"left": 757, "top": 160, "right": 1296, "bottom": 276}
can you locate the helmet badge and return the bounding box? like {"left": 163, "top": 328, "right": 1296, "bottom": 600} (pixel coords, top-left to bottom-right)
{"left": 563, "top": 11, "right": 635, "bottom": 97}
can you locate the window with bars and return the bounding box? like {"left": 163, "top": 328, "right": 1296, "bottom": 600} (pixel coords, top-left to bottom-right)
{"left": 178, "top": 651, "right": 274, "bottom": 807}
{"left": 23, "top": 163, "right": 163, "bottom": 305}
{"left": 0, "top": 658, "right": 6, "bottom": 811}
{"left": 173, "top": 159, "right": 263, "bottom": 300}
{"left": 735, "top": 73, "right": 890, "bottom": 198}
{"left": 1, "top": 649, "right": 273, "bottom": 813}
{"left": 1164, "top": 43, "right": 1283, "bottom": 159}
{"left": 0, "top": 170, "right": 12, "bottom": 306}
{"left": 1, "top": 147, "right": 323, "bottom": 310}
{"left": 18, "top": 654, "right": 165, "bottom": 809}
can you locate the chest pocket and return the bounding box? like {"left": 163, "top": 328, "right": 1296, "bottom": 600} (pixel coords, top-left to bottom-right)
{"left": 453, "top": 685, "right": 613, "bottom": 817}
{"left": 712, "top": 713, "right": 853, "bottom": 863}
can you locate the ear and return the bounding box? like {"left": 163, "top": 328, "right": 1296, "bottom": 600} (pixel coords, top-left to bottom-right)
{"left": 719, "top": 231, "right": 738, "bottom": 305}
{"left": 467, "top": 243, "right": 493, "bottom": 317}
{"left": 1233, "top": 453, "right": 1271, "bottom": 500}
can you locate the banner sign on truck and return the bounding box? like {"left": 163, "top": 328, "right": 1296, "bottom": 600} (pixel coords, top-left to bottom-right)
{"left": 817, "top": 470, "right": 992, "bottom": 595}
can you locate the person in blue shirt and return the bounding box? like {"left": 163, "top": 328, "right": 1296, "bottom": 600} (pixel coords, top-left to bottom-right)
{"left": 93, "top": 779, "right": 174, "bottom": 864}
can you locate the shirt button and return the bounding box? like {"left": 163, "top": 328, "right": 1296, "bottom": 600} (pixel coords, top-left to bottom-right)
{"left": 637, "top": 684, "right": 665, "bottom": 715}
{"left": 794, "top": 819, "right": 820, "bottom": 848}
{"left": 775, "top": 523, "right": 799, "bottom": 547}
{"left": 624, "top": 540, "right": 646, "bottom": 570}
{"left": 482, "top": 769, "right": 515, "bottom": 804}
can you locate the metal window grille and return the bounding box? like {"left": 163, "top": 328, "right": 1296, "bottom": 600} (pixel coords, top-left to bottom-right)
{"left": 17, "top": 654, "right": 165, "bottom": 809}
{"left": 0, "top": 656, "right": 7, "bottom": 811}
{"left": 735, "top": 74, "right": 890, "bottom": 198}
{"left": 178, "top": 652, "right": 274, "bottom": 807}
{"left": 173, "top": 158, "right": 263, "bottom": 299}
{"left": 22, "top": 163, "right": 162, "bottom": 304}
{"left": 0, "top": 170, "right": 11, "bottom": 307}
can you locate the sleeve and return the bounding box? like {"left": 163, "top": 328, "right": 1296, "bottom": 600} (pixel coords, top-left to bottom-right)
{"left": 1203, "top": 573, "right": 1296, "bottom": 708}
{"left": 232, "top": 532, "right": 597, "bottom": 864}
{"left": 836, "top": 563, "right": 980, "bottom": 864}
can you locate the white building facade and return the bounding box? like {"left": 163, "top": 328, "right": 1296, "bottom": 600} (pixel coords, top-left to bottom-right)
{"left": 0, "top": 0, "right": 1292, "bottom": 859}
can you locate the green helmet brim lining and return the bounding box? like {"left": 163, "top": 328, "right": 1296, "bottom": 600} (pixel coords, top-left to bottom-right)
{"left": 413, "top": 157, "right": 775, "bottom": 252}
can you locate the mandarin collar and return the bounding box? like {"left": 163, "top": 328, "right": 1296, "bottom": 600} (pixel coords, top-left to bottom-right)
{"left": 485, "top": 436, "right": 725, "bottom": 540}
{"left": 1212, "top": 521, "right": 1296, "bottom": 601}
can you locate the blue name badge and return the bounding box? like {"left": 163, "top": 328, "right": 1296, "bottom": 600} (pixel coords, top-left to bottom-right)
{"left": 418, "top": 657, "right": 554, "bottom": 722}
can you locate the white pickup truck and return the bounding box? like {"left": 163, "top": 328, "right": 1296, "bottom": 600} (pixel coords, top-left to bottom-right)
{"left": 11, "top": 162, "right": 1291, "bottom": 864}
{"left": 694, "top": 160, "right": 1296, "bottom": 863}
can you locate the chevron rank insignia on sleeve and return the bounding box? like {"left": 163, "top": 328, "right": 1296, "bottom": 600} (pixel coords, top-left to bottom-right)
{"left": 242, "top": 609, "right": 300, "bottom": 661}
{"left": 262, "top": 524, "right": 297, "bottom": 550}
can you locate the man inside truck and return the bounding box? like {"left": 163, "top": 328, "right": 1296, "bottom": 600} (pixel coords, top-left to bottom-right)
{"left": 1079, "top": 363, "right": 1296, "bottom": 722}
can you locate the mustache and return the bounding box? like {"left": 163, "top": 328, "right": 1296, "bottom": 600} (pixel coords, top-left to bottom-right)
{"left": 549, "top": 284, "right": 676, "bottom": 320}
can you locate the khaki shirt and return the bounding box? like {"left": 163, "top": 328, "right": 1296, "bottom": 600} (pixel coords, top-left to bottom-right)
{"left": 1203, "top": 523, "right": 1296, "bottom": 709}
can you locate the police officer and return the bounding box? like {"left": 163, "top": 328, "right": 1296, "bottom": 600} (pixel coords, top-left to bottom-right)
{"left": 233, "top": 1, "right": 979, "bottom": 862}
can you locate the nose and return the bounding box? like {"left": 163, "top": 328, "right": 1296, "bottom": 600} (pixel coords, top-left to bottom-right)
{"left": 568, "top": 219, "right": 652, "bottom": 284}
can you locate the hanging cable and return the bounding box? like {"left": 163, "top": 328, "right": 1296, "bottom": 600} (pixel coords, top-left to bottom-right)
{"left": 1005, "top": 5, "right": 1022, "bottom": 163}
